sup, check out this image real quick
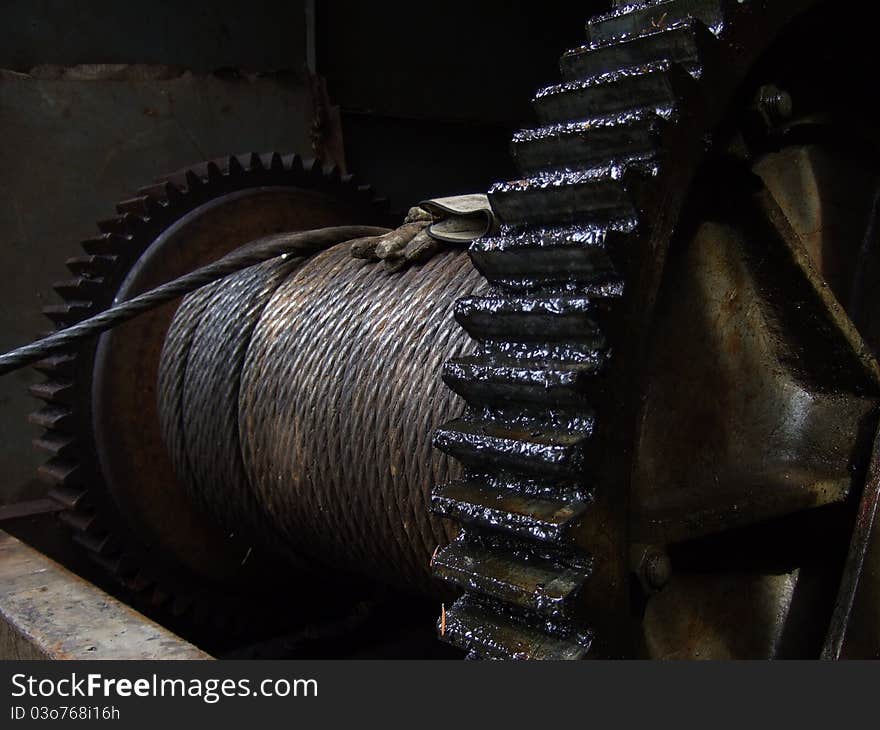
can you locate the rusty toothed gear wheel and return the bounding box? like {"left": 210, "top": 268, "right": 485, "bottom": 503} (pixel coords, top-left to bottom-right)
{"left": 31, "top": 152, "right": 391, "bottom": 639}
{"left": 429, "top": 0, "right": 880, "bottom": 658}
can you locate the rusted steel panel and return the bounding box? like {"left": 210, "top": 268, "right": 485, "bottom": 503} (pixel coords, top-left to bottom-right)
{"left": 0, "top": 530, "right": 210, "bottom": 659}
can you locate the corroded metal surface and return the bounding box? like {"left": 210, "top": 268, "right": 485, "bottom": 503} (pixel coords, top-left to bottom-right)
{"left": 0, "top": 530, "right": 208, "bottom": 660}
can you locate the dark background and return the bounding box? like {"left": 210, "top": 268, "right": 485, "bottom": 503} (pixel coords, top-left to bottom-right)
{"left": 0, "top": 1, "right": 607, "bottom": 503}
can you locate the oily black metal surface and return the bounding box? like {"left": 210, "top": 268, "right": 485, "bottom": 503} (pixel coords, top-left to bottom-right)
{"left": 32, "top": 153, "right": 391, "bottom": 637}
{"left": 430, "top": 0, "right": 832, "bottom": 659}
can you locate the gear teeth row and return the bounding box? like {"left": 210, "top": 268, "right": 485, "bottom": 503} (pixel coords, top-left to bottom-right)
{"left": 32, "top": 152, "right": 389, "bottom": 630}
{"left": 432, "top": 0, "right": 725, "bottom": 658}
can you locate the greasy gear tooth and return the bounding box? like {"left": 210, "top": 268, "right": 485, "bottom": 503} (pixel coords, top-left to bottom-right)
{"left": 81, "top": 233, "right": 125, "bottom": 256}
{"left": 310, "top": 160, "right": 329, "bottom": 182}
{"left": 138, "top": 181, "right": 184, "bottom": 205}
{"left": 66, "top": 253, "right": 117, "bottom": 268}
{"left": 433, "top": 477, "right": 590, "bottom": 543}
{"left": 184, "top": 169, "right": 204, "bottom": 190}
{"left": 49, "top": 484, "right": 88, "bottom": 510}
{"left": 115, "top": 196, "right": 150, "bottom": 217}
{"left": 96, "top": 216, "right": 129, "bottom": 235}
{"left": 205, "top": 160, "right": 224, "bottom": 181}
{"left": 42, "top": 302, "right": 94, "bottom": 327}
{"left": 227, "top": 155, "right": 246, "bottom": 176}
{"left": 29, "top": 405, "right": 73, "bottom": 430}
{"left": 33, "top": 432, "right": 76, "bottom": 457}
{"left": 28, "top": 379, "right": 73, "bottom": 404}
{"left": 266, "top": 152, "right": 285, "bottom": 172}
{"left": 59, "top": 508, "right": 97, "bottom": 533}
{"left": 117, "top": 211, "right": 146, "bottom": 232}
{"left": 135, "top": 195, "right": 163, "bottom": 217}
{"left": 324, "top": 164, "right": 342, "bottom": 184}
{"left": 73, "top": 530, "right": 116, "bottom": 557}
{"left": 586, "top": 0, "right": 727, "bottom": 47}
{"left": 301, "top": 157, "right": 321, "bottom": 178}
{"left": 38, "top": 457, "right": 81, "bottom": 487}
{"left": 285, "top": 153, "right": 303, "bottom": 174}
{"left": 433, "top": 533, "right": 591, "bottom": 618}
{"left": 32, "top": 353, "right": 77, "bottom": 376}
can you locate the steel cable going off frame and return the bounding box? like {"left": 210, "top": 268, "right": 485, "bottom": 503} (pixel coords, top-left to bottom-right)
{"left": 0, "top": 226, "right": 388, "bottom": 377}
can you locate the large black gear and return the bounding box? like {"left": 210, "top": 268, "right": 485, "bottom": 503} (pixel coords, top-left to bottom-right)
{"left": 429, "top": 0, "right": 828, "bottom": 659}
